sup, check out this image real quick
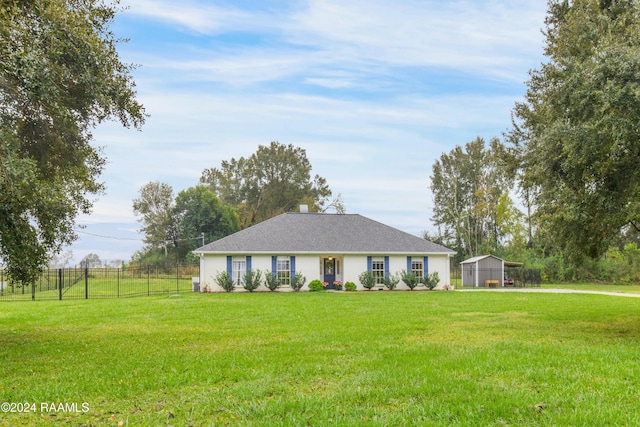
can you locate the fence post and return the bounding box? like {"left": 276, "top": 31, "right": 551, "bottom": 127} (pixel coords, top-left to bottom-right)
{"left": 147, "top": 265, "right": 150, "bottom": 296}
{"left": 176, "top": 264, "right": 179, "bottom": 293}
{"left": 58, "top": 268, "right": 63, "bottom": 300}
{"left": 85, "top": 267, "right": 89, "bottom": 299}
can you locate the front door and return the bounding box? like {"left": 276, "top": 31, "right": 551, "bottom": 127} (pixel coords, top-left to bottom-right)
{"left": 324, "top": 258, "right": 336, "bottom": 289}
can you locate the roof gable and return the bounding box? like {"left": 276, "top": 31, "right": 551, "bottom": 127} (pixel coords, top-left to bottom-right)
{"left": 194, "top": 213, "right": 455, "bottom": 254}
{"left": 460, "top": 255, "right": 504, "bottom": 264}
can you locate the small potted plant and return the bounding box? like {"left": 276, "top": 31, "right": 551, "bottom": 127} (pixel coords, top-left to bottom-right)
{"left": 333, "top": 281, "right": 343, "bottom": 290}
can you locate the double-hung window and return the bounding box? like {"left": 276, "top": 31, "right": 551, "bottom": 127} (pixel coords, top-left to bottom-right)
{"left": 371, "top": 258, "right": 385, "bottom": 284}
{"left": 411, "top": 259, "right": 424, "bottom": 280}
{"left": 277, "top": 256, "right": 291, "bottom": 285}
{"left": 232, "top": 257, "right": 246, "bottom": 286}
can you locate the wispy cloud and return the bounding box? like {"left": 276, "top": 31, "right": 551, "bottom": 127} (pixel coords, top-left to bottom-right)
{"left": 125, "top": 0, "right": 268, "bottom": 35}
{"left": 124, "top": 0, "right": 546, "bottom": 87}
{"left": 73, "top": 0, "right": 548, "bottom": 262}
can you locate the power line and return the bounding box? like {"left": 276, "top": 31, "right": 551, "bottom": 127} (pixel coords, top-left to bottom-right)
{"left": 74, "top": 229, "right": 144, "bottom": 241}
{"left": 74, "top": 229, "right": 204, "bottom": 244}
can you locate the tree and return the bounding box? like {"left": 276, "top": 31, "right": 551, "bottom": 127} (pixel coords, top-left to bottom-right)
{"left": 430, "top": 137, "right": 516, "bottom": 258}
{"left": 133, "top": 182, "right": 176, "bottom": 256}
{"left": 200, "top": 142, "right": 334, "bottom": 228}
{"left": 81, "top": 253, "right": 102, "bottom": 269}
{"left": 0, "top": 0, "right": 145, "bottom": 284}
{"left": 47, "top": 250, "right": 74, "bottom": 268}
{"left": 173, "top": 186, "right": 240, "bottom": 262}
{"left": 509, "top": 0, "right": 640, "bottom": 264}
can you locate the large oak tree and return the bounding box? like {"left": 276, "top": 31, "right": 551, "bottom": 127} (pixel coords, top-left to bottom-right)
{"left": 0, "top": 0, "right": 145, "bottom": 283}
{"left": 509, "top": 0, "right": 640, "bottom": 263}
{"left": 201, "top": 142, "right": 335, "bottom": 228}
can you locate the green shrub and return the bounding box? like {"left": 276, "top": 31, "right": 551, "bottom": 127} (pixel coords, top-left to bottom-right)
{"left": 400, "top": 269, "right": 419, "bottom": 290}
{"left": 344, "top": 281, "right": 357, "bottom": 291}
{"left": 290, "top": 272, "right": 306, "bottom": 292}
{"left": 265, "top": 271, "right": 280, "bottom": 291}
{"left": 308, "top": 279, "right": 324, "bottom": 292}
{"left": 422, "top": 272, "right": 440, "bottom": 290}
{"left": 242, "top": 269, "right": 262, "bottom": 292}
{"left": 382, "top": 273, "right": 400, "bottom": 290}
{"left": 214, "top": 271, "right": 235, "bottom": 292}
{"left": 358, "top": 271, "right": 376, "bottom": 290}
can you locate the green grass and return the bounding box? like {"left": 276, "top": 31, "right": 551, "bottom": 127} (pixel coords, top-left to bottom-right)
{"left": 1, "top": 277, "right": 194, "bottom": 301}
{"left": 1, "top": 291, "right": 639, "bottom": 426}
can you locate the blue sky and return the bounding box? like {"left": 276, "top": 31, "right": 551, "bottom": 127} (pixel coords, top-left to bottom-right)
{"left": 68, "top": 0, "right": 548, "bottom": 264}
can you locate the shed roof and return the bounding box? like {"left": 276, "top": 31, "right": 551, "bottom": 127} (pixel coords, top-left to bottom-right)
{"left": 460, "top": 255, "right": 504, "bottom": 264}
{"left": 460, "top": 254, "right": 524, "bottom": 267}
{"left": 193, "top": 213, "right": 455, "bottom": 255}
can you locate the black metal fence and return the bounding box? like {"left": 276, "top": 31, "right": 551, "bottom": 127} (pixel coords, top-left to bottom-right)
{"left": 506, "top": 267, "right": 542, "bottom": 287}
{"left": 0, "top": 264, "right": 199, "bottom": 301}
{"left": 453, "top": 266, "right": 541, "bottom": 288}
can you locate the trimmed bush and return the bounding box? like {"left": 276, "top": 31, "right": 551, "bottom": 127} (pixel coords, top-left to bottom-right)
{"left": 265, "top": 271, "right": 280, "bottom": 291}
{"left": 290, "top": 272, "right": 306, "bottom": 292}
{"left": 423, "top": 272, "right": 440, "bottom": 290}
{"left": 382, "top": 273, "right": 400, "bottom": 290}
{"left": 358, "top": 271, "right": 376, "bottom": 290}
{"left": 400, "top": 269, "right": 419, "bottom": 290}
{"left": 214, "top": 271, "right": 235, "bottom": 293}
{"left": 242, "top": 269, "right": 262, "bottom": 292}
{"left": 308, "top": 279, "right": 324, "bottom": 292}
{"left": 344, "top": 281, "right": 357, "bottom": 291}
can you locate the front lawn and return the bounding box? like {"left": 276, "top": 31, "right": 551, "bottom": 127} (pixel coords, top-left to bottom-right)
{"left": 0, "top": 292, "right": 638, "bottom": 426}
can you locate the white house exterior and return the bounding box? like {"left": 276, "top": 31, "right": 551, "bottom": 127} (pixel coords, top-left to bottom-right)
{"left": 193, "top": 212, "right": 455, "bottom": 291}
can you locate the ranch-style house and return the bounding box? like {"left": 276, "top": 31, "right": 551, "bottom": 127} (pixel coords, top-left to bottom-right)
{"left": 193, "top": 211, "right": 455, "bottom": 291}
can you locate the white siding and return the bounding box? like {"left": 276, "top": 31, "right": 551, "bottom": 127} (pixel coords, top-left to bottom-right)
{"left": 200, "top": 253, "right": 451, "bottom": 292}
{"left": 426, "top": 255, "right": 451, "bottom": 289}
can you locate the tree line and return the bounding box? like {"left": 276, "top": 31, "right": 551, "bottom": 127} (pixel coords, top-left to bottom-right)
{"left": 430, "top": 0, "right": 640, "bottom": 283}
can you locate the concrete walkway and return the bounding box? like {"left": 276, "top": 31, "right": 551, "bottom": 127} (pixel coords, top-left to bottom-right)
{"left": 458, "top": 288, "right": 640, "bottom": 298}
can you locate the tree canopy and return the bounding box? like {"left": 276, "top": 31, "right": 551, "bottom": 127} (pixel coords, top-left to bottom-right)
{"left": 0, "top": 0, "right": 145, "bottom": 283}
{"left": 132, "top": 184, "right": 239, "bottom": 265}
{"left": 430, "top": 137, "right": 520, "bottom": 260}
{"left": 132, "top": 182, "right": 176, "bottom": 256}
{"left": 200, "top": 142, "right": 335, "bottom": 228}
{"left": 509, "top": 0, "right": 640, "bottom": 264}
{"left": 173, "top": 186, "right": 239, "bottom": 262}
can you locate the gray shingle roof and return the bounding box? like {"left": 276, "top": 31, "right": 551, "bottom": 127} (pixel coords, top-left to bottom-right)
{"left": 194, "top": 213, "right": 455, "bottom": 254}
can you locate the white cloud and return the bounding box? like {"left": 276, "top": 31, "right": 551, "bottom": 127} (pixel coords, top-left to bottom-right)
{"left": 122, "top": 0, "right": 546, "bottom": 88}
{"left": 288, "top": 0, "right": 546, "bottom": 80}
{"left": 68, "top": 0, "right": 549, "bottom": 261}
{"left": 76, "top": 198, "right": 139, "bottom": 224}
{"left": 124, "top": 0, "right": 265, "bottom": 35}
